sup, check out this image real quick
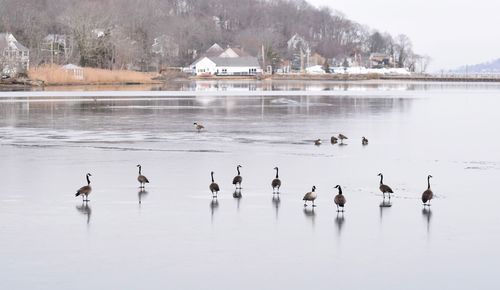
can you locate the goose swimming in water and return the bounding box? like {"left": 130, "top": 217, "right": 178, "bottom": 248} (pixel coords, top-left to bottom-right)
{"left": 422, "top": 175, "right": 434, "bottom": 206}
{"left": 334, "top": 185, "right": 346, "bottom": 212}
{"left": 75, "top": 173, "right": 92, "bottom": 202}
{"left": 232, "top": 165, "right": 243, "bottom": 189}
{"left": 271, "top": 167, "right": 281, "bottom": 193}
{"left": 303, "top": 186, "right": 317, "bottom": 207}
{"left": 377, "top": 173, "right": 394, "bottom": 199}
{"left": 136, "top": 164, "right": 150, "bottom": 188}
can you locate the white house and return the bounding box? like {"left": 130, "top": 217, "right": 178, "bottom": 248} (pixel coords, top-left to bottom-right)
{"left": 0, "top": 32, "right": 30, "bottom": 76}
{"left": 193, "top": 56, "right": 261, "bottom": 76}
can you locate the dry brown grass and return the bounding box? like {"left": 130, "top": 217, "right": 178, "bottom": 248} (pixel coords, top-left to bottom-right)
{"left": 28, "top": 65, "right": 159, "bottom": 85}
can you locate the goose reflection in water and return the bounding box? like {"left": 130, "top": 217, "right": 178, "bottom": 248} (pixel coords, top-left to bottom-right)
{"left": 210, "top": 199, "right": 219, "bottom": 223}
{"left": 272, "top": 194, "right": 280, "bottom": 220}
{"left": 76, "top": 203, "right": 92, "bottom": 224}
{"left": 379, "top": 198, "right": 392, "bottom": 222}
{"left": 422, "top": 207, "right": 432, "bottom": 233}
{"left": 303, "top": 207, "right": 316, "bottom": 227}
{"left": 233, "top": 188, "right": 242, "bottom": 211}
{"left": 335, "top": 212, "right": 345, "bottom": 236}
{"left": 138, "top": 188, "right": 148, "bottom": 205}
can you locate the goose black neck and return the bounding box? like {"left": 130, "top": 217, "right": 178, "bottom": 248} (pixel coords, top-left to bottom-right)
{"left": 138, "top": 166, "right": 142, "bottom": 175}
{"left": 338, "top": 186, "right": 343, "bottom": 195}
{"left": 275, "top": 168, "right": 279, "bottom": 178}
{"left": 86, "top": 175, "right": 91, "bottom": 185}
{"left": 427, "top": 176, "right": 431, "bottom": 189}
{"left": 211, "top": 172, "right": 214, "bottom": 183}
{"left": 237, "top": 167, "right": 240, "bottom": 176}
{"left": 379, "top": 174, "right": 383, "bottom": 184}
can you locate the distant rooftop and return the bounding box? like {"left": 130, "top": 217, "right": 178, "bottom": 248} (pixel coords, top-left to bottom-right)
{"left": 209, "top": 56, "right": 260, "bottom": 67}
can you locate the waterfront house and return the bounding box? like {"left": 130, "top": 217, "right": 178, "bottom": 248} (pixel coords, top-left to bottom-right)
{"left": 369, "top": 53, "right": 393, "bottom": 68}
{"left": 193, "top": 56, "right": 261, "bottom": 76}
{"left": 0, "top": 33, "right": 30, "bottom": 77}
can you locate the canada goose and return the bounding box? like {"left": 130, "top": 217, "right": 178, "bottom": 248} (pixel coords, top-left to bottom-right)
{"left": 232, "top": 165, "right": 243, "bottom": 189}
{"left": 330, "top": 136, "right": 338, "bottom": 144}
{"left": 75, "top": 173, "right": 92, "bottom": 202}
{"left": 271, "top": 167, "right": 281, "bottom": 193}
{"left": 209, "top": 171, "right": 220, "bottom": 198}
{"left": 136, "top": 164, "right": 150, "bottom": 188}
{"left": 362, "top": 136, "right": 369, "bottom": 145}
{"left": 422, "top": 175, "right": 434, "bottom": 206}
{"left": 334, "top": 185, "right": 346, "bottom": 212}
{"left": 193, "top": 122, "right": 205, "bottom": 132}
{"left": 377, "top": 173, "right": 394, "bottom": 199}
{"left": 303, "top": 186, "right": 317, "bottom": 207}
{"left": 338, "top": 134, "right": 348, "bottom": 144}
{"left": 314, "top": 139, "right": 322, "bottom": 146}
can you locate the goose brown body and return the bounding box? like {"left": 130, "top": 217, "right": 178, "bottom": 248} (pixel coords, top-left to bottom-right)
{"left": 271, "top": 167, "right": 281, "bottom": 192}
{"left": 232, "top": 165, "right": 243, "bottom": 188}
{"left": 75, "top": 173, "right": 92, "bottom": 201}
{"left": 303, "top": 186, "right": 317, "bottom": 207}
{"left": 136, "top": 165, "right": 149, "bottom": 187}
{"left": 422, "top": 175, "right": 434, "bottom": 205}
{"left": 338, "top": 134, "right": 348, "bottom": 142}
{"left": 209, "top": 171, "right": 220, "bottom": 197}
{"left": 378, "top": 173, "right": 394, "bottom": 198}
{"left": 334, "top": 185, "right": 346, "bottom": 212}
{"left": 314, "top": 139, "right": 322, "bottom": 145}
{"left": 331, "top": 136, "right": 338, "bottom": 143}
{"left": 362, "top": 137, "right": 369, "bottom": 145}
{"left": 193, "top": 122, "right": 205, "bottom": 132}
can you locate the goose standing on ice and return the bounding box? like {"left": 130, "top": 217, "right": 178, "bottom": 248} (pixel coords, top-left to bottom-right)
{"left": 362, "top": 137, "right": 369, "bottom": 145}
{"left": 377, "top": 173, "right": 394, "bottom": 199}
{"left": 271, "top": 167, "right": 281, "bottom": 193}
{"left": 193, "top": 122, "right": 205, "bottom": 132}
{"left": 232, "top": 165, "right": 243, "bottom": 189}
{"left": 338, "top": 134, "right": 348, "bottom": 144}
{"left": 334, "top": 185, "right": 346, "bottom": 212}
{"left": 422, "top": 175, "right": 434, "bottom": 206}
{"left": 136, "top": 164, "right": 150, "bottom": 188}
{"left": 209, "top": 171, "right": 220, "bottom": 198}
{"left": 330, "top": 136, "right": 338, "bottom": 144}
{"left": 303, "top": 186, "right": 317, "bottom": 207}
{"left": 75, "top": 173, "right": 92, "bottom": 202}
{"left": 314, "top": 139, "right": 322, "bottom": 146}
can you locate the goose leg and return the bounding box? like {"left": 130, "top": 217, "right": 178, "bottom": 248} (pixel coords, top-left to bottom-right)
{"left": 312, "top": 201, "right": 316, "bottom": 207}
{"left": 336, "top": 205, "right": 339, "bottom": 212}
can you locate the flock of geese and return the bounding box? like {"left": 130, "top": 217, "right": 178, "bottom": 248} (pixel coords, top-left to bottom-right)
{"left": 75, "top": 122, "right": 435, "bottom": 211}
{"left": 76, "top": 166, "right": 435, "bottom": 211}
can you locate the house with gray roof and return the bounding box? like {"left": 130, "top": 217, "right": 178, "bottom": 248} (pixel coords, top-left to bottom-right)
{"left": 0, "top": 33, "right": 30, "bottom": 76}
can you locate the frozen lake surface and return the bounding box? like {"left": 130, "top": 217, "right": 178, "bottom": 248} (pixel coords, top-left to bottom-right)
{"left": 1, "top": 81, "right": 499, "bottom": 289}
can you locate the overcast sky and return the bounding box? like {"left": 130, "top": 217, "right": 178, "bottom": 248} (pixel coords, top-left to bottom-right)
{"left": 308, "top": 0, "right": 500, "bottom": 71}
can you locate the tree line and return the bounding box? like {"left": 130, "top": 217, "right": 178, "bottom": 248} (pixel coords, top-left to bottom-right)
{"left": 0, "top": 0, "right": 428, "bottom": 71}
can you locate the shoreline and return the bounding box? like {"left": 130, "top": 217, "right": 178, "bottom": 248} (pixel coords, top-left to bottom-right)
{"left": 2, "top": 74, "right": 500, "bottom": 91}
